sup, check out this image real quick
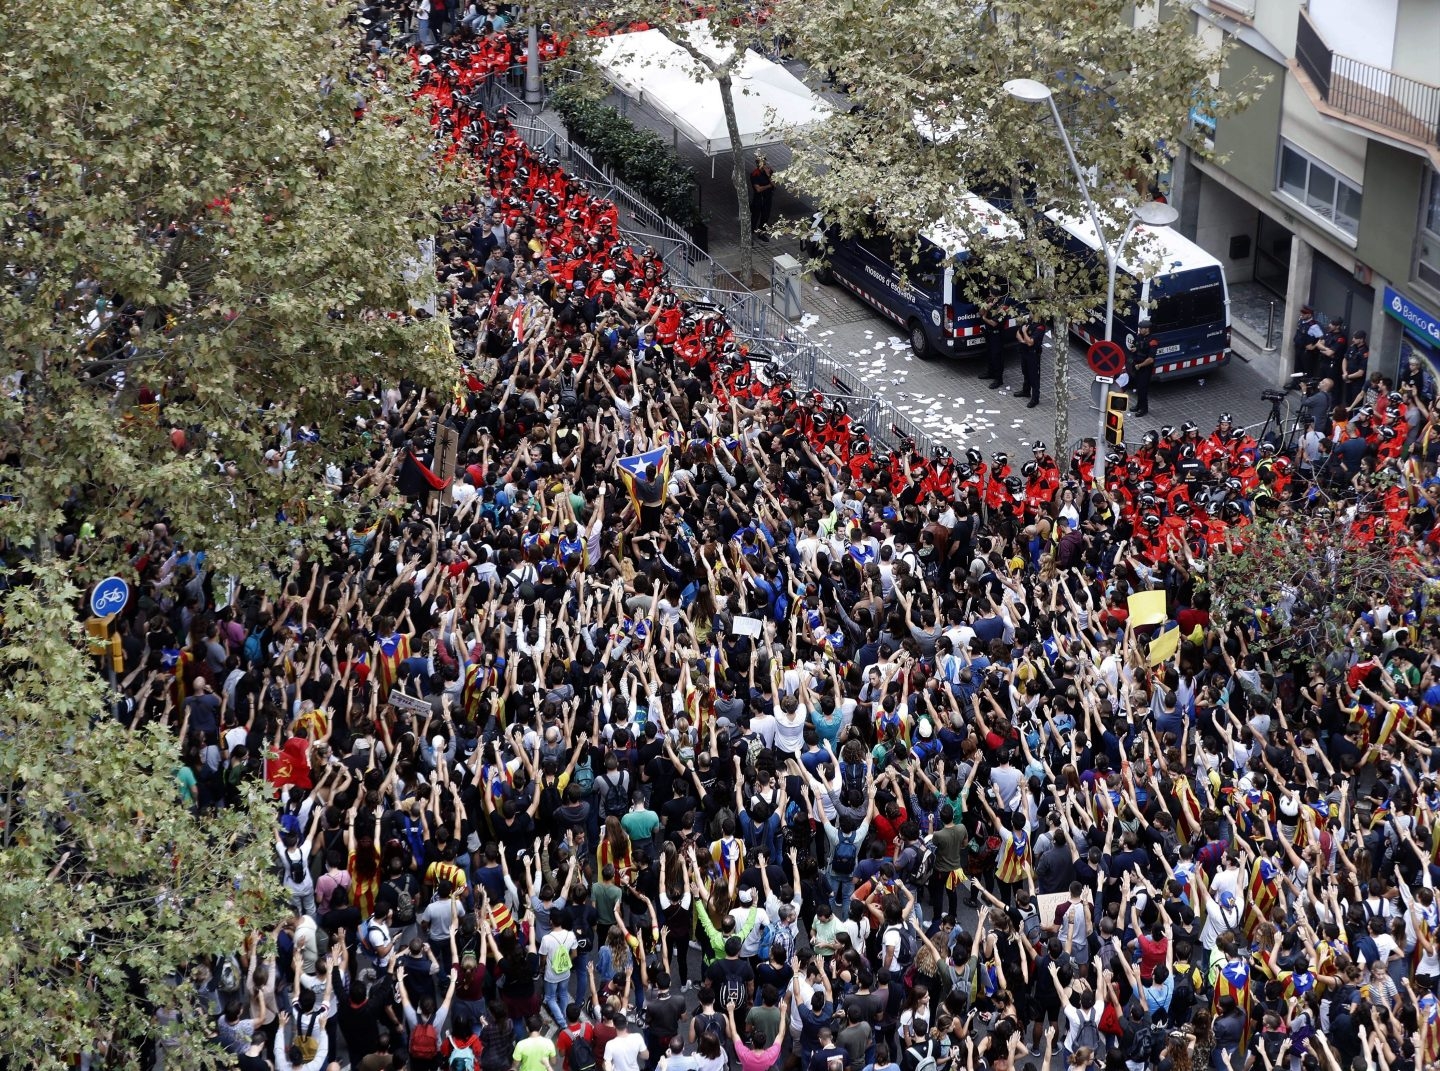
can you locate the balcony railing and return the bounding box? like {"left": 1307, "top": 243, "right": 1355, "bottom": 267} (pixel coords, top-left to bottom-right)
{"left": 1295, "top": 10, "right": 1440, "bottom": 149}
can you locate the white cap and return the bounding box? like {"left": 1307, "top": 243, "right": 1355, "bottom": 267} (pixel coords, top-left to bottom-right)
{"left": 602, "top": 269, "right": 616, "bottom": 283}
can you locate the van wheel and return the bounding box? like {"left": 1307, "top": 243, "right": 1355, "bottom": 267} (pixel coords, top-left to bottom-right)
{"left": 813, "top": 262, "right": 833, "bottom": 285}
{"left": 908, "top": 320, "right": 934, "bottom": 360}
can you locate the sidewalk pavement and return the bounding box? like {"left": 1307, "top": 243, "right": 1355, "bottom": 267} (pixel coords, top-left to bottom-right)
{"left": 590, "top": 87, "right": 1292, "bottom": 456}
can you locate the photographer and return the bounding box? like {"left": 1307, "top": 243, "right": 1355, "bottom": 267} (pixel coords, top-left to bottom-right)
{"left": 1297, "top": 376, "right": 1333, "bottom": 435}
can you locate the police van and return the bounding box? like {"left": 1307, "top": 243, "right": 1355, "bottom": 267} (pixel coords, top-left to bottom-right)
{"left": 1047, "top": 207, "right": 1232, "bottom": 381}
{"left": 809, "top": 194, "right": 1021, "bottom": 360}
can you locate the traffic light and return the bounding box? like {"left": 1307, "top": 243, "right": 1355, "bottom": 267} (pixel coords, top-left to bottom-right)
{"left": 1104, "top": 390, "right": 1129, "bottom": 446}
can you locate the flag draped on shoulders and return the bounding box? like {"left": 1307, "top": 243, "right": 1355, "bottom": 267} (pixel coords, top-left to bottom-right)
{"left": 617, "top": 447, "right": 669, "bottom": 514}
{"left": 463, "top": 659, "right": 498, "bottom": 722}
{"left": 1213, "top": 957, "right": 1252, "bottom": 1049}
{"left": 374, "top": 632, "right": 411, "bottom": 696}
{"left": 1245, "top": 856, "right": 1280, "bottom": 939}
{"left": 1421, "top": 992, "right": 1440, "bottom": 1066}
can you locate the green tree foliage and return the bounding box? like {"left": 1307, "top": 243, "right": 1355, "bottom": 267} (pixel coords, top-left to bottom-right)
{"left": 0, "top": 570, "right": 281, "bottom": 1069}
{"left": 0, "top": 0, "right": 453, "bottom": 1063}
{"left": 780, "top": 0, "right": 1263, "bottom": 445}
{"left": 549, "top": 85, "right": 702, "bottom": 228}
{"left": 0, "top": 0, "right": 455, "bottom": 581}
{"left": 1203, "top": 510, "right": 1418, "bottom": 657}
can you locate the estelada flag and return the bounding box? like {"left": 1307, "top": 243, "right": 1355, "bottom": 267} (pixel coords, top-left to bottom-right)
{"left": 374, "top": 632, "right": 411, "bottom": 696}
{"left": 617, "top": 447, "right": 669, "bottom": 514}
{"left": 1421, "top": 991, "right": 1440, "bottom": 1065}
{"left": 1173, "top": 775, "right": 1204, "bottom": 840}
{"left": 1245, "top": 856, "right": 1280, "bottom": 939}
{"left": 1212, "top": 957, "right": 1252, "bottom": 1049}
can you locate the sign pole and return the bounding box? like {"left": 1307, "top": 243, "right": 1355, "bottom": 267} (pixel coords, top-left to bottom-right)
{"left": 1085, "top": 340, "right": 1126, "bottom": 484}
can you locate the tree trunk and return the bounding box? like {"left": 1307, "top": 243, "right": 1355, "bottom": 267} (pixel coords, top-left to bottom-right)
{"left": 1053, "top": 313, "right": 1069, "bottom": 455}
{"left": 715, "top": 70, "right": 754, "bottom": 284}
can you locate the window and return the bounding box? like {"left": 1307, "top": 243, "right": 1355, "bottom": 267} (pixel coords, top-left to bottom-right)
{"left": 1420, "top": 170, "right": 1440, "bottom": 293}
{"left": 1148, "top": 271, "right": 1227, "bottom": 333}
{"left": 1276, "top": 141, "right": 1363, "bottom": 239}
{"left": 856, "top": 231, "right": 894, "bottom": 263}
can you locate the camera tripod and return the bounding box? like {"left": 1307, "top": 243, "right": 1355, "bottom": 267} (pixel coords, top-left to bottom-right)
{"left": 1257, "top": 379, "right": 1307, "bottom": 454}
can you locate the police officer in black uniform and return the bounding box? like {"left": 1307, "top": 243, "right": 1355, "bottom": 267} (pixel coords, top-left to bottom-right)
{"left": 983, "top": 290, "right": 1008, "bottom": 389}
{"left": 1016, "top": 317, "right": 1048, "bottom": 409}
{"left": 1130, "top": 321, "right": 1158, "bottom": 417}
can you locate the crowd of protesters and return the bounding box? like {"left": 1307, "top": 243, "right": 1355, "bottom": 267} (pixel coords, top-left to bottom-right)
{"left": 88, "top": 11, "right": 1440, "bottom": 1071}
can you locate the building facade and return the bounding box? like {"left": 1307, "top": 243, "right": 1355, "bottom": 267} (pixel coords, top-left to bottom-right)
{"left": 1157, "top": 0, "right": 1440, "bottom": 385}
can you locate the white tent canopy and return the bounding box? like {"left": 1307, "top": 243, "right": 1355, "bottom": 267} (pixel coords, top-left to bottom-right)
{"left": 589, "top": 22, "right": 830, "bottom": 158}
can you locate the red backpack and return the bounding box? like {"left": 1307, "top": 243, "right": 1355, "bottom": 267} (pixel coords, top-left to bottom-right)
{"left": 411, "top": 1021, "right": 441, "bottom": 1060}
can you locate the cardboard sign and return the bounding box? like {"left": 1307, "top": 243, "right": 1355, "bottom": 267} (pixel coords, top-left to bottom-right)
{"left": 388, "top": 689, "right": 432, "bottom": 716}
{"left": 1127, "top": 590, "right": 1167, "bottom": 628}
{"left": 1147, "top": 626, "right": 1181, "bottom": 666}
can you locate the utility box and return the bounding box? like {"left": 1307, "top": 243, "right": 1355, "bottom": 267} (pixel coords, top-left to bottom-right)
{"left": 771, "top": 253, "right": 803, "bottom": 321}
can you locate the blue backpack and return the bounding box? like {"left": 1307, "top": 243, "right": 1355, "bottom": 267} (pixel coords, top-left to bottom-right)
{"left": 756, "top": 918, "right": 776, "bottom": 960}
{"left": 832, "top": 828, "right": 859, "bottom": 876}
{"left": 242, "top": 628, "right": 263, "bottom": 666}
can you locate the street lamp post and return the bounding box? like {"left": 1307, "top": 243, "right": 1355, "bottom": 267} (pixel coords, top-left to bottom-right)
{"left": 1002, "top": 78, "right": 1178, "bottom": 484}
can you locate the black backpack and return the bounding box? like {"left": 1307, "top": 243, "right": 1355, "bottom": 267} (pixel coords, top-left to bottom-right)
{"left": 1129, "top": 1022, "right": 1165, "bottom": 1065}
{"left": 285, "top": 852, "right": 308, "bottom": 886}
{"left": 601, "top": 771, "right": 629, "bottom": 817}
{"left": 1169, "top": 966, "right": 1200, "bottom": 1025}
{"left": 888, "top": 923, "right": 918, "bottom": 968}
{"left": 1072, "top": 1010, "right": 1105, "bottom": 1056}
{"left": 566, "top": 1028, "right": 598, "bottom": 1071}
{"left": 910, "top": 837, "right": 937, "bottom": 886}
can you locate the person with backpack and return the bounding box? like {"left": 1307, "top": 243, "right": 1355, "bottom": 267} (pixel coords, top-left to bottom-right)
{"left": 399, "top": 961, "right": 459, "bottom": 1071}
{"left": 277, "top": 808, "right": 321, "bottom": 918}
{"left": 361, "top": 899, "right": 398, "bottom": 973}
{"left": 556, "top": 1003, "right": 598, "bottom": 1071}
{"left": 1166, "top": 942, "right": 1204, "bottom": 1027}
{"left": 879, "top": 885, "right": 920, "bottom": 976}
{"left": 1053, "top": 963, "right": 1106, "bottom": 1065}
{"left": 272, "top": 1007, "right": 333, "bottom": 1071}
{"left": 1119, "top": 998, "right": 1163, "bottom": 1071}
{"left": 443, "top": 1014, "right": 486, "bottom": 1071}
{"left": 593, "top": 754, "right": 632, "bottom": 823}
{"left": 539, "top": 907, "right": 579, "bottom": 1030}
{"left": 819, "top": 762, "right": 875, "bottom": 907}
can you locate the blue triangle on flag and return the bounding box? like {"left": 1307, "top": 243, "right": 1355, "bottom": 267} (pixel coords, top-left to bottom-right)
{"left": 618, "top": 447, "right": 667, "bottom": 478}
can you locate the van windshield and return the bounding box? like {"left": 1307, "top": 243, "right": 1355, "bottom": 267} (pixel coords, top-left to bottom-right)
{"left": 1147, "top": 269, "right": 1225, "bottom": 333}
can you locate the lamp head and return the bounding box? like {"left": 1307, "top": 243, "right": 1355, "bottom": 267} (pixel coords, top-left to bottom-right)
{"left": 1132, "top": 201, "right": 1180, "bottom": 228}
{"left": 1003, "top": 78, "right": 1054, "bottom": 103}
